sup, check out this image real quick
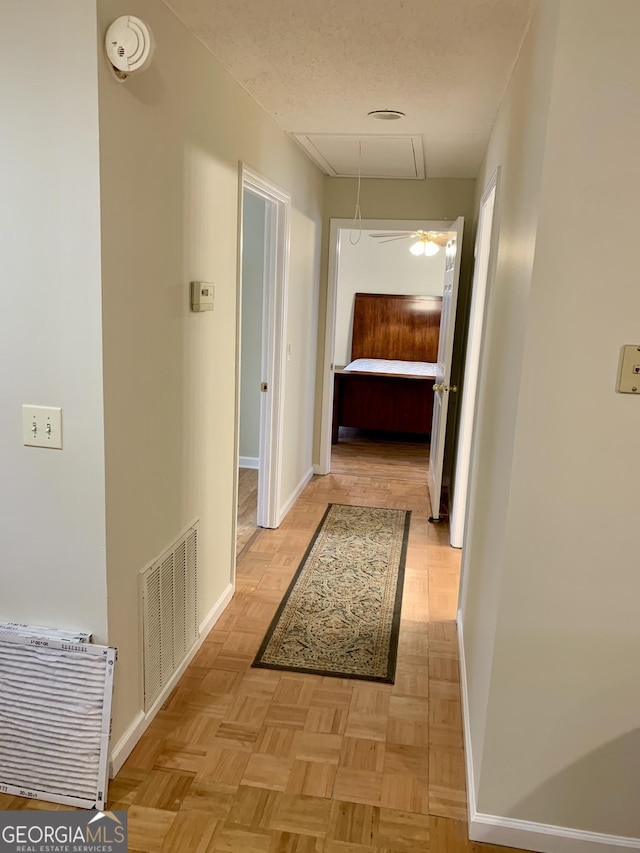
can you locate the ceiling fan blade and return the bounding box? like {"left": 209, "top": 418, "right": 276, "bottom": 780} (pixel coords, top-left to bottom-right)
{"left": 419, "top": 232, "right": 451, "bottom": 246}
{"left": 379, "top": 235, "right": 414, "bottom": 243}
{"left": 369, "top": 231, "right": 415, "bottom": 238}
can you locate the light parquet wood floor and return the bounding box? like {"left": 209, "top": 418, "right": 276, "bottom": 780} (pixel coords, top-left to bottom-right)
{"left": 0, "top": 431, "right": 535, "bottom": 852}
{"left": 237, "top": 467, "right": 259, "bottom": 557}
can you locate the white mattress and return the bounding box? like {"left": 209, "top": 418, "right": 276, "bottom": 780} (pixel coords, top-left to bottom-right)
{"left": 343, "top": 358, "right": 437, "bottom": 377}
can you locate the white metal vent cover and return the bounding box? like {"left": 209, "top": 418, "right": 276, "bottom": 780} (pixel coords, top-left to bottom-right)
{"left": 141, "top": 523, "right": 199, "bottom": 710}
{"left": 0, "top": 629, "right": 116, "bottom": 810}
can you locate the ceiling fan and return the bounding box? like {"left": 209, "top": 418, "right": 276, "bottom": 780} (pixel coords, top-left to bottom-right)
{"left": 370, "top": 229, "right": 451, "bottom": 256}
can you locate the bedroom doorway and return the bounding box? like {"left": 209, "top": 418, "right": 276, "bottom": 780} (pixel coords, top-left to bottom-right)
{"left": 234, "top": 166, "right": 290, "bottom": 567}
{"left": 318, "top": 218, "right": 457, "bottom": 476}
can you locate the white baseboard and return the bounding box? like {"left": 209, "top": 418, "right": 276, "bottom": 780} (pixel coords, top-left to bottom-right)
{"left": 470, "top": 813, "right": 640, "bottom": 852}
{"left": 457, "top": 612, "right": 640, "bottom": 852}
{"left": 239, "top": 456, "right": 259, "bottom": 470}
{"left": 277, "top": 467, "right": 314, "bottom": 525}
{"left": 199, "top": 583, "right": 234, "bottom": 638}
{"left": 109, "top": 710, "right": 146, "bottom": 780}
{"left": 313, "top": 463, "right": 328, "bottom": 476}
{"left": 109, "top": 582, "right": 234, "bottom": 778}
{"left": 457, "top": 610, "right": 478, "bottom": 820}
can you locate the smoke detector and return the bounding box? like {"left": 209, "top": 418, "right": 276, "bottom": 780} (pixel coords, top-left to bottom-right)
{"left": 105, "top": 16, "right": 155, "bottom": 82}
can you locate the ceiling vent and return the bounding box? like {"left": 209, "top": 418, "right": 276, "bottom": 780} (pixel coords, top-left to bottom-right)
{"left": 367, "top": 109, "right": 406, "bottom": 121}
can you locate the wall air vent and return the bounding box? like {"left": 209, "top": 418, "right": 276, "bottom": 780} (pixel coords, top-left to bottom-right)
{"left": 141, "top": 523, "right": 199, "bottom": 710}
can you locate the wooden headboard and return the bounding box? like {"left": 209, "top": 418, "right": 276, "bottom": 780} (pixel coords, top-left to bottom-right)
{"left": 350, "top": 293, "right": 442, "bottom": 362}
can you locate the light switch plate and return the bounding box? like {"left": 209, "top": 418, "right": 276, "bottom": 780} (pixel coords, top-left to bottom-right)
{"left": 617, "top": 345, "right": 640, "bottom": 394}
{"left": 22, "top": 405, "right": 63, "bottom": 449}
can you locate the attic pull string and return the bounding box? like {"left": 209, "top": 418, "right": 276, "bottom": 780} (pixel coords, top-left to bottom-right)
{"left": 349, "top": 141, "right": 363, "bottom": 245}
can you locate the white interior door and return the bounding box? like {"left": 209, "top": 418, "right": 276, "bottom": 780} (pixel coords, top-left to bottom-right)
{"left": 428, "top": 217, "right": 464, "bottom": 521}
{"left": 450, "top": 174, "right": 498, "bottom": 547}
{"left": 256, "top": 198, "right": 276, "bottom": 528}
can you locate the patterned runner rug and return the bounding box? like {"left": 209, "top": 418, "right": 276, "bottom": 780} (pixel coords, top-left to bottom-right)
{"left": 252, "top": 503, "right": 411, "bottom": 683}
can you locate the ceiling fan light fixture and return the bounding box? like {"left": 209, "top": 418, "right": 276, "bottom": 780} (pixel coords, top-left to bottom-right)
{"left": 410, "top": 237, "right": 440, "bottom": 257}
{"left": 367, "top": 109, "right": 405, "bottom": 121}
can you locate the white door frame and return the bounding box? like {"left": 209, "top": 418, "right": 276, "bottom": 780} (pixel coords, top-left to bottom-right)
{"left": 234, "top": 165, "right": 290, "bottom": 553}
{"left": 451, "top": 169, "right": 500, "bottom": 549}
{"left": 317, "top": 218, "right": 460, "bottom": 475}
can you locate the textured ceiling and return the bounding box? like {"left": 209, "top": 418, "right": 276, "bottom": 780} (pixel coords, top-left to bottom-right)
{"left": 164, "top": 0, "right": 536, "bottom": 178}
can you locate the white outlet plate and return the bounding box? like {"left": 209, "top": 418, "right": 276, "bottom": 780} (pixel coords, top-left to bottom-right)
{"left": 617, "top": 345, "right": 640, "bottom": 394}
{"left": 22, "top": 405, "right": 63, "bottom": 449}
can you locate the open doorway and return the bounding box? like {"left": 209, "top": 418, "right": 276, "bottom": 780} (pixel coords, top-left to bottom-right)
{"left": 318, "top": 218, "right": 462, "bottom": 496}
{"left": 233, "top": 166, "right": 290, "bottom": 564}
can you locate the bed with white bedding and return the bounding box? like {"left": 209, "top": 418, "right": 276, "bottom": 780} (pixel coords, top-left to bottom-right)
{"left": 332, "top": 293, "right": 442, "bottom": 443}
{"left": 343, "top": 358, "right": 438, "bottom": 377}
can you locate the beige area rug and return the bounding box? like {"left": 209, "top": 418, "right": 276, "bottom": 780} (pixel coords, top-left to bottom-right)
{"left": 252, "top": 503, "right": 411, "bottom": 683}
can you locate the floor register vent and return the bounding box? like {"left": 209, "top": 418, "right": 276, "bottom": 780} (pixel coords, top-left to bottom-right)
{"left": 141, "top": 522, "right": 199, "bottom": 710}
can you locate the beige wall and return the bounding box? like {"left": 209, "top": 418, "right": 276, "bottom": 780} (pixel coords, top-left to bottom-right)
{"left": 0, "top": 3, "right": 108, "bottom": 639}
{"left": 461, "top": 0, "right": 640, "bottom": 839}
{"left": 97, "top": 0, "right": 324, "bottom": 743}
{"left": 315, "top": 178, "right": 477, "bottom": 465}
{"left": 324, "top": 178, "right": 476, "bottom": 223}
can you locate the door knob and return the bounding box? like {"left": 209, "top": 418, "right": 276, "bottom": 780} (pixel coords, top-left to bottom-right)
{"left": 433, "top": 383, "right": 457, "bottom": 393}
{"left": 433, "top": 383, "right": 444, "bottom": 392}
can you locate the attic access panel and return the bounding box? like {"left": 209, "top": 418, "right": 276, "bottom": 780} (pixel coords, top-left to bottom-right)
{"left": 293, "top": 134, "right": 426, "bottom": 178}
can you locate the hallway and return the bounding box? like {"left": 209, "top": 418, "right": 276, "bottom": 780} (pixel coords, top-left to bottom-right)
{"left": 0, "top": 436, "right": 529, "bottom": 853}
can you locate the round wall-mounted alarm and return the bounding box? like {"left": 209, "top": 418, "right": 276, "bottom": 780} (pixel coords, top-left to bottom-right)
{"left": 105, "top": 15, "right": 155, "bottom": 77}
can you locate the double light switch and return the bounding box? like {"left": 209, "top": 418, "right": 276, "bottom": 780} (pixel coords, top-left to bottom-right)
{"left": 22, "top": 405, "right": 63, "bottom": 449}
